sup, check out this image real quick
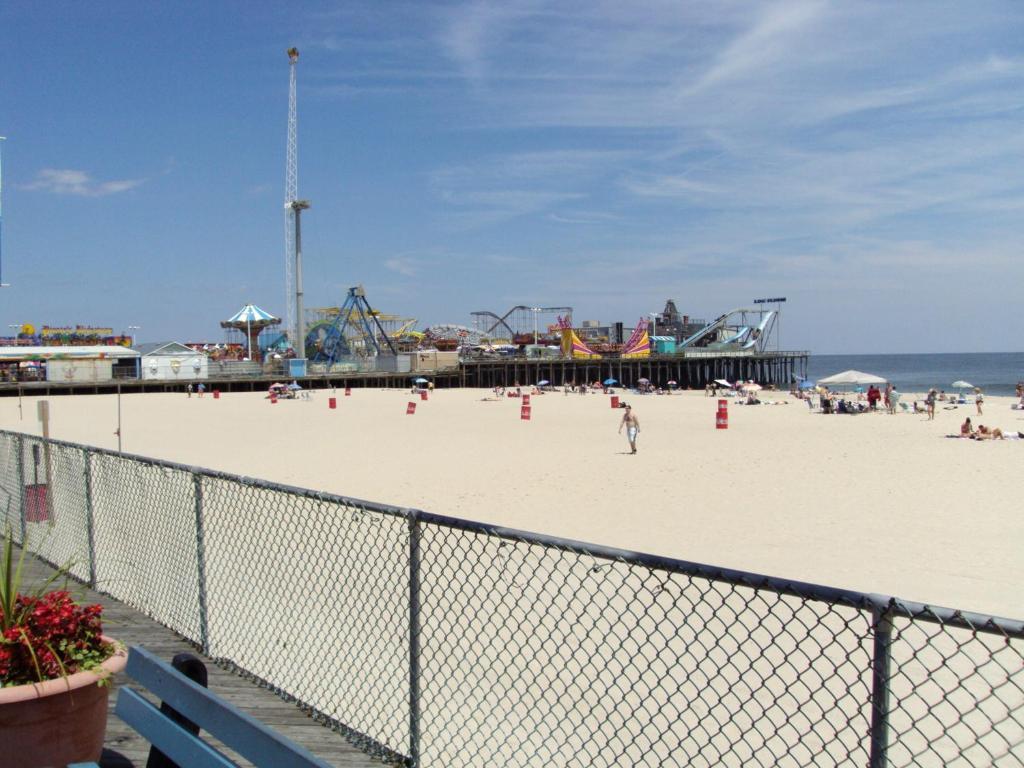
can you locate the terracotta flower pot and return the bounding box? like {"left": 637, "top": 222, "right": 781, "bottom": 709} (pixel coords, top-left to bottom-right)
{"left": 0, "top": 638, "right": 127, "bottom": 768}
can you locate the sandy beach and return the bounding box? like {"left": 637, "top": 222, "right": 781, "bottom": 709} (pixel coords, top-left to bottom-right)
{"left": 1, "top": 387, "right": 1020, "bottom": 618}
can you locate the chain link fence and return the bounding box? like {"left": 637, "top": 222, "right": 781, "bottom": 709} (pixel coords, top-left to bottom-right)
{"left": 2, "top": 428, "right": 1020, "bottom": 767}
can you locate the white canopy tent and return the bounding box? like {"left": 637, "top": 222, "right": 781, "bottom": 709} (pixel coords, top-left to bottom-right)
{"left": 817, "top": 370, "right": 888, "bottom": 386}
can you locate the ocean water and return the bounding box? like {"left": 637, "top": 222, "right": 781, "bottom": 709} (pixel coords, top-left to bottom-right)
{"left": 805, "top": 353, "right": 1024, "bottom": 396}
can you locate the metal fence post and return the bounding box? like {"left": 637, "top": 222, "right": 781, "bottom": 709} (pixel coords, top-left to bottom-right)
{"left": 193, "top": 473, "right": 210, "bottom": 654}
{"left": 869, "top": 601, "right": 894, "bottom": 768}
{"left": 408, "top": 511, "right": 422, "bottom": 768}
{"left": 83, "top": 449, "right": 97, "bottom": 587}
{"left": 15, "top": 434, "right": 26, "bottom": 545}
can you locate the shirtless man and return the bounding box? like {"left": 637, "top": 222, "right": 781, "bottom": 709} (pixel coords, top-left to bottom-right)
{"left": 618, "top": 404, "right": 640, "bottom": 454}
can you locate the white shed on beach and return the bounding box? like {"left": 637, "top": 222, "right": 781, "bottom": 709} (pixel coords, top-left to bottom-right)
{"left": 135, "top": 342, "right": 208, "bottom": 381}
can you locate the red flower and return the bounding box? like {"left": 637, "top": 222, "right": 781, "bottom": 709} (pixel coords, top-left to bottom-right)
{"left": 1, "top": 589, "right": 109, "bottom": 687}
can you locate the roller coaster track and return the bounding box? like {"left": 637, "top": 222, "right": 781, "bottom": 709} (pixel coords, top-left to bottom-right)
{"left": 471, "top": 306, "right": 573, "bottom": 338}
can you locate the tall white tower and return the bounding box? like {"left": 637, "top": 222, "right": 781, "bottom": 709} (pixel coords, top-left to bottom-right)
{"left": 0, "top": 136, "right": 6, "bottom": 287}
{"left": 284, "top": 47, "right": 306, "bottom": 351}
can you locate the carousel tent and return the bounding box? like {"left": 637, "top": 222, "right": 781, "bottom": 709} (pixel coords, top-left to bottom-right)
{"left": 135, "top": 342, "right": 209, "bottom": 381}
{"left": 225, "top": 304, "right": 277, "bottom": 324}
{"left": 221, "top": 304, "right": 280, "bottom": 361}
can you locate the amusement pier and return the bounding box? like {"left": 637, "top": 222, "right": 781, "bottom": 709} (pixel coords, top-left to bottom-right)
{"left": 0, "top": 298, "right": 808, "bottom": 396}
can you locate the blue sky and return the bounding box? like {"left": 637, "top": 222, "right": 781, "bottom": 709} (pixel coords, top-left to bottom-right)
{"left": 2, "top": 1, "right": 1022, "bottom": 353}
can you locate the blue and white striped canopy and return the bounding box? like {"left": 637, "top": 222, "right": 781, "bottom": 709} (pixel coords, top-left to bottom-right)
{"left": 225, "top": 304, "right": 279, "bottom": 325}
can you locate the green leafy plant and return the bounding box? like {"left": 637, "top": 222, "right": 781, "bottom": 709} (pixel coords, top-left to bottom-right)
{"left": 1, "top": 527, "right": 115, "bottom": 687}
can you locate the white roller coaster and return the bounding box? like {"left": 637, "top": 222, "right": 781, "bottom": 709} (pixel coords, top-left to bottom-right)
{"left": 424, "top": 324, "right": 490, "bottom": 346}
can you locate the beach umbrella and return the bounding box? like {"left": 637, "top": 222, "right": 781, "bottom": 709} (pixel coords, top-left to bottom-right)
{"left": 414, "top": 377, "right": 429, "bottom": 384}
{"left": 952, "top": 380, "right": 973, "bottom": 394}
{"left": 537, "top": 380, "right": 550, "bottom": 386}
{"left": 603, "top": 377, "right": 618, "bottom": 385}
{"left": 667, "top": 380, "right": 678, "bottom": 387}
{"left": 817, "top": 370, "right": 887, "bottom": 387}
{"left": 714, "top": 379, "right": 732, "bottom": 388}
{"left": 798, "top": 379, "right": 815, "bottom": 390}
{"left": 742, "top": 382, "right": 762, "bottom": 392}
{"left": 638, "top": 378, "right": 650, "bottom": 384}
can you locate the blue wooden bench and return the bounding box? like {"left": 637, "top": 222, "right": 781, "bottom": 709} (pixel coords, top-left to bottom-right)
{"left": 70, "top": 645, "right": 333, "bottom": 768}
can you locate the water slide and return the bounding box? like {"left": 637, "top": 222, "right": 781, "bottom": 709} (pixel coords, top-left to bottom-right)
{"left": 678, "top": 308, "right": 775, "bottom": 352}
{"left": 740, "top": 311, "right": 775, "bottom": 349}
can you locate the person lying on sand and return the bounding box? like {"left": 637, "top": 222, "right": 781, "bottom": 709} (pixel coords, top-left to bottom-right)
{"left": 973, "top": 425, "right": 1004, "bottom": 440}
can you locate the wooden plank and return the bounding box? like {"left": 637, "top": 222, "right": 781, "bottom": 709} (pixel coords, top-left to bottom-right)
{"left": 124, "top": 647, "right": 333, "bottom": 768}
{"left": 116, "top": 688, "right": 235, "bottom": 768}
{"left": 20, "top": 553, "right": 389, "bottom": 768}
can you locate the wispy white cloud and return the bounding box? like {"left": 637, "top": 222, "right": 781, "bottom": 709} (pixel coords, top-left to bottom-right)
{"left": 622, "top": 174, "right": 722, "bottom": 199}
{"left": 428, "top": 149, "right": 629, "bottom": 226}
{"left": 436, "top": 1, "right": 539, "bottom": 83}
{"left": 23, "top": 169, "right": 144, "bottom": 197}
{"left": 548, "top": 211, "right": 622, "bottom": 225}
{"left": 685, "top": 0, "right": 825, "bottom": 95}
{"left": 384, "top": 256, "right": 421, "bottom": 277}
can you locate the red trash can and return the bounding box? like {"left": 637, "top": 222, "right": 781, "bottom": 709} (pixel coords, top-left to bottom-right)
{"left": 329, "top": 397, "right": 337, "bottom": 409}
{"left": 716, "top": 402, "right": 728, "bottom": 429}
{"left": 610, "top": 395, "right": 620, "bottom": 408}
{"left": 213, "top": 390, "right": 220, "bottom": 400}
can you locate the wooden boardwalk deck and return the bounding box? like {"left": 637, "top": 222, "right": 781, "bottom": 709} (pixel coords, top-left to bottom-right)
{"left": 21, "top": 552, "right": 390, "bottom": 768}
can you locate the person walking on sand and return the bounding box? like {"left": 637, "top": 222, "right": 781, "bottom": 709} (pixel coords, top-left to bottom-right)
{"left": 618, "top": 403, "right": 640, "bottom": 454}
{"left": 925, "top": 388, "right": 937, "bottom": 420}
{"left": 186, "top": 383, "right": 193, "bottom": 398}
{"left": 974, "top": 387, "right": 983, "bottom": 416}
